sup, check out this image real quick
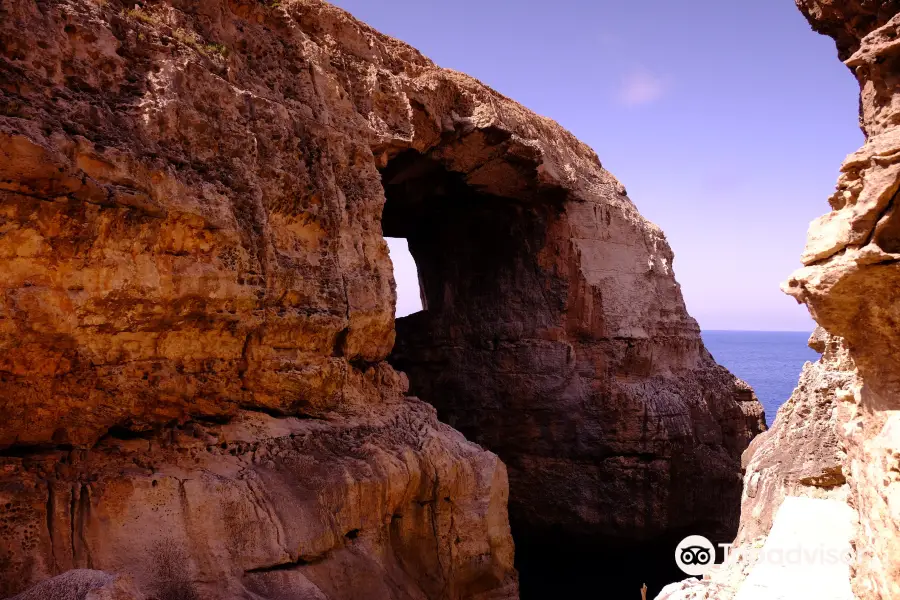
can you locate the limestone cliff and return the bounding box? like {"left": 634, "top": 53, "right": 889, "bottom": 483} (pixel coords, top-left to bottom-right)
{"left": 734, "top": 329, "right": 853, "bottom": 547}
{"left": 656, "top": 329, "right": 857, "bottom": 600}
{"left": 660, "top": 2, "right": 900, "bottom": 598}
{"left": 2, "top": 399, "right": 516, "bottom": 599}
{"left": 785, "top": 2, "right": 900, "bottom": 598}
{"left": 387, "top": 138, "right": 766, "bottom": 590}
{"left": 0, "top": 0, "right": 764, "bottom": 598}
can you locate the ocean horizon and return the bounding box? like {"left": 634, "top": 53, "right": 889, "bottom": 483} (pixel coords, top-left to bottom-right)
{"left": 701, "top": 329, "right": 820, "bottom": 426}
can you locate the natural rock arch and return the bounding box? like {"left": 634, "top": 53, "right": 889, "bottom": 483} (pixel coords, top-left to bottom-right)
{"left": 0, "top": 1, "right": 764, "bottom": 598}
{"left": 374, "top": 103, "right": 765, "bottom": 595}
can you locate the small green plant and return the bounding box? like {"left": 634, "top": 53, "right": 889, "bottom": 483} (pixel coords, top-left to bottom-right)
{"left": 203, "top": 42, "right": 229, "bottom": 58}
{"left": 172, "top": 27, "right": 197, "bottom": 46}
{"left": 173, "top": 28, "right": 229, "bottom": 59}
{"left": 123, "top": 7, "right": 158, "bottom": 25}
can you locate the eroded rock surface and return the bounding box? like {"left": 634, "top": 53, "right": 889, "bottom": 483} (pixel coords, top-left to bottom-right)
{"left": 734, "top": 328, "right": 854, "bottom": 547}
{"left": 663, "top": 2, "right": 900, "bottom": 599}
{"left": 655, "top": 330, "right": 857, "bottom": 600}
{"left": 784, "top": 3, "right": 900, "bottom": 599}
{"left": 0, "top": 0, "right": 404, "bottom": 448}
{"left": 0, "top": 0, "right": 522, "bottom": 596}
{"left": 660, "top": 1, "right": 900, "bottom": 596}
{"left": 1, "top": 400, "right": 516, "bottom": 600}
{"left": 0, "top": 0, "right": 764, "bottom": 597}
{"left": 8, "top": 570, "right": 145, "bottom": 600}
{"left": 386, "top": 61, "right": 766, "bottom": 592}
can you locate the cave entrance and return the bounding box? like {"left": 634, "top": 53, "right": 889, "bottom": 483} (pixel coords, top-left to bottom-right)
{"left": 378, "top": 146, "right": 690, "bottom": 598}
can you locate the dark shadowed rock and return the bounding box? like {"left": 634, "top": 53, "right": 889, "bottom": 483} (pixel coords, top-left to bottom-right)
{"left": 385, "top": 97, "right": 765, "bottom": 562}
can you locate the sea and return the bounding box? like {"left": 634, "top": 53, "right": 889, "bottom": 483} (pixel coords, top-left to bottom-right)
{"left": 701, "top": 330, "right": 821, "bottom": 427}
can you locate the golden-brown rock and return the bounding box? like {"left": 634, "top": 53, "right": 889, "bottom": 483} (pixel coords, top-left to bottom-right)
{"left": 0, "top": 2, "right": 520, "bottom": 596}
{"left": 784, "top": 3, "right": 900, "bottom": 599}
{"left": 0, "top": 0, "right": 404, "bottom": 446}
{"left": 0, "top": 400, "right": 516, "bottom": 599}
{"left": 735, "top": 328, "right": 854, "bottom": 547}
{"left": 0, "top": 0, "right": 765, "bottom": 597}
{"left": 657, "top": 3, "right": 900, "bottom": 597}
{"left": 658, "top": 330, "right": 859, "bottom": 600}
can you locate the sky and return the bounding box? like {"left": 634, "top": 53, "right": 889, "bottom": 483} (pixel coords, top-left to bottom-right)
{"left": 329, "top": 0, "right": 864, "bottom": 331}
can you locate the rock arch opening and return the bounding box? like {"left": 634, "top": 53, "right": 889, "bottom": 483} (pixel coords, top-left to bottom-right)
{"left": 379, "top": 146, "right": 568, "bottom": 459}
{"left": 384, "top": 237, "right": 425, "bottom": 318}
{"left": 376, "top": 141, "right": 723, "bottom": 597}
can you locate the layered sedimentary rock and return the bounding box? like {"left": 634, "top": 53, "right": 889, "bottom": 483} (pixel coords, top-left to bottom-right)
{"left": 386, "top": 86, "right": 765, "bottom": 571}
{"left": 0, "top": 0, "right": 764, "bottom": 597}
{"left": 0, "top": 1, "right": 519, "bottom": 596}
{"left": 734, "top": 328, "right": 854, "bottom": 547}
{"left": 1, "top": 400, "right": 515, "bottom": 600}
{"left": 785, "top": 3, "right": 900, "bottom": 599}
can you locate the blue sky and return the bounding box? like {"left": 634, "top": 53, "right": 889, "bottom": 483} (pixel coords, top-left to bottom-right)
{"left": 330, "top": 0, "right": 863, "bottom": 331}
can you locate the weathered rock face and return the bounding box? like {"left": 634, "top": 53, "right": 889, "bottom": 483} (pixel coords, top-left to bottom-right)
{"left": 1, "top": 400, "right": 515, "bottom": 600}
{"left": 664, "top": 3, "right": 900, "bottom": 599}
{"left": 735, "top": 328, "right": 854, "bottom": 547}
{"left": 0, "top": 0, "right": 764, "bottom": 598}
{"left": 9, "top": 570, "right": 146, "bottom": 600}
{"left": 656, "top": 3, "right": 900, "bottom": 597}
{"left": 0, "top": 1, "right": 520, "bottom": 596}
{"left": 385, "top": 85, "right": 766, "bottom": 583}
{"left": 785, "top": 3, "right": 900, "bottom": 599}
{"left": 654, "top": 329, "right": 858, "bottom": 600}
{"left": 0, "top": 0, "right": 404, "bottom": 448}
{"left": 794, "top": 0, "right": 900, "bottom": 61}
{"left": 660, "top": 3, "right": 900, "bottom": 596}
